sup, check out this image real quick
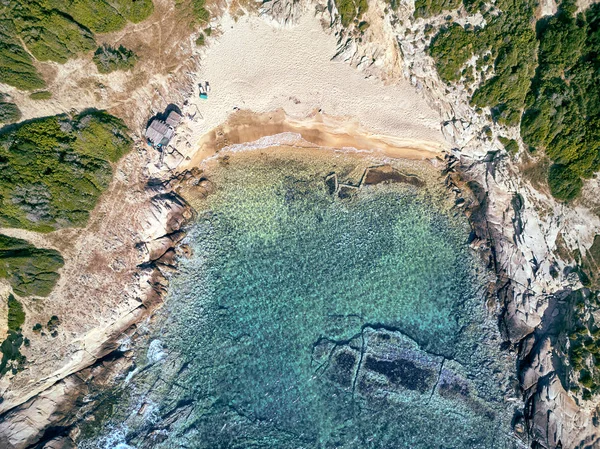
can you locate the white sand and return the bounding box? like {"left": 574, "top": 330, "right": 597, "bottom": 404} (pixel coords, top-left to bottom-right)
{"left": 176, "top": 12, "right": 447, "bottom": 162}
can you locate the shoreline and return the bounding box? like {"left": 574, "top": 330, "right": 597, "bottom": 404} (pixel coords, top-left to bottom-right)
{"left": 179, "top": 109, "right": 446, "bottom": 172}
{"left": 0, "top": 7, "right": 471, "bottom": 449}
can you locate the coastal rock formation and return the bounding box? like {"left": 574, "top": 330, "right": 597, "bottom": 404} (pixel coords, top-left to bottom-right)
{"left": 0, "top": 162, "right": 194, "bottom": 448}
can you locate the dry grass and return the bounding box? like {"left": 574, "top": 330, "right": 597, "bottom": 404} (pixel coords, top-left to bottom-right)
{"left": 519, "top": 152, "right": 551, "bottom": 194}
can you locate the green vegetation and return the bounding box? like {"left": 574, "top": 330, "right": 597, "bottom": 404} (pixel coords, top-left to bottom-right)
{"left": 429, "top": 24, "right": 475, "bottom": 82}
{"left": 567, "top": 292, "right": 600, "bottom": 399}
{"left": 7, "top": 294, "right": 25, "bottom": 332}
{"left": 498, "top": 136, "right": 519, "bottom": 155}
{"left": 47, "top": 315, "right": 60, "bottom": 331}
{"left": 196, "top": 33, "right": 206, "bottom": 46}
{"left": 191, "top": 0, "right": 210, "bottom": 24}
{"left": 334, "top": 0, "right": 368, "bottom": 27}
{"left": 521, "top": 3, "right": 600, "bottom": 200}
{"left": 0, "top": 0, "right": 153, "bottom": 90}
{"left": 1, "top": 292, "right": 27, "bottom": 378}
{"left": 414, "top": 0, "right": 461, "bottom": 18}
{"left": 93, "top": 45, "right": 137, "bottom": 74}
{"left": 0, "top": 24, "right": 46, "bottom": 91}
{"left": 174, "top": 0, "right": 210, "bottom": 30}
{"left": 29, "top": 91, "right": 52, "bottom": 101}
{"left": 0, "top": 234, "right": 64, "bottom": 297}
{"left": 548, "top": 164, "right": 583, "bottom": 201}
{"left": 0, "top": 111, "right": 132, "bottom": 231}
{"left": 0, "top": 101, "right": 21, "bottom": 124}
{"left": 427, "top": 0, "right": 600, "bottom": 200}
{"left": 0, "top": 330, "right": 25, "bottom": 376}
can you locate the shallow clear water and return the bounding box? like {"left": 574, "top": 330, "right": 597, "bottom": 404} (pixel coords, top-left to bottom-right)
{"left": 83, "top": 151, "right": 517, "bottom": 449}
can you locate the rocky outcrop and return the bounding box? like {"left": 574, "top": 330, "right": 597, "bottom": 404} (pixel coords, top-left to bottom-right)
{"left": 0, "top": 169, "right": 195, "bottom": 449}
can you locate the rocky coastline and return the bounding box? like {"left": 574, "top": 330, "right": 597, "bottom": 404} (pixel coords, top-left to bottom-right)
{"left": 1, "top": 1, "right": 600, "bottom": 447}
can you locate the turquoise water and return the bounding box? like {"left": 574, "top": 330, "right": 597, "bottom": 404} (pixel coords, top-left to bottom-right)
{"left": 83, "top": 151, "right": 517, "bottom": 448}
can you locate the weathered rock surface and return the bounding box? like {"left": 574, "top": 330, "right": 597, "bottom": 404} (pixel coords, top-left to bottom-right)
{"left": 0, "top": 165, "right": 194, "bottom": 448}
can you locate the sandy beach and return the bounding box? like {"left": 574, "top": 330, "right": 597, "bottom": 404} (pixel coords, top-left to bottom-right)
{"left": 172, "top": 12, "right": 447, "bottom": 169}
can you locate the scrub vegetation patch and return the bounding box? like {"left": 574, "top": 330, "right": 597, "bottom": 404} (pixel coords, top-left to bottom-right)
{"left": 0, "top": 111, "right": 132, "bottom": 232}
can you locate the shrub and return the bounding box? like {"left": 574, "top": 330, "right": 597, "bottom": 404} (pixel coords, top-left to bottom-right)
{"left": 192, "top": 0, "right": 210, "bottom": 23}
{"left": 548, "top": 164, "right": 583, "bottom": 202}
{"left": 499, "top": 137, "right": 519, "bottom": 155}
{"left": 580, "top": 369, "right": 595, "bottom": 389}
{"left": 0, "top": 102, "right": 21, "bottom": 123}
{"left": 0, "top": 330, "right": 25, "bottom": 376}
{"left": 0, "top": 234, "right": 64, "bottom": 297}
{"left": 29, "top": 91, "right": 52, "bottom": 100}
{"left": 7, "top": 295, "right": 25, "bottom": 332}
{"left": 428, "top": 0, "right": 600, "bottom": 200}
{"left": 0, "top": 0, "right": 154, "bottom": 90}
{"left": 47, "top": 315, "right": 60, "bottom": 331}
{"left": 0, "top": 28, "right": 46, "bottom": 90}
{"left": 429, "top": 24, "right": 475, "bottom": 83}
{"left": 196, "top": 33, "right": 205, "bottom": 46}
{"left": 414, "top": 0, "right": 461, "bottom": 18}
{"left": 335, "top": 0, "right": 368, "bottom": 27}
{"left": 93, "top": 45, "right": 137, "bottom": 74}
{"left": 0, "top": 111, "right": 132, "bottom": 231}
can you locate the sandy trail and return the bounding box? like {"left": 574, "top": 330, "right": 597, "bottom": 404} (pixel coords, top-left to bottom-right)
{"left": 173, "top": 12, "right": 447, "bottom": 168}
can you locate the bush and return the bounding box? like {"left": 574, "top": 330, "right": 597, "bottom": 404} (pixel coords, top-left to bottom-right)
{"left": 414, "top": 0, "right": 461, "bottom": 18}
{"left": 0, "top": 0, "right": 154, "bottom": 90}
{"left": 428, "top": 0, "right": 600, "bottom": 200}
{"left": 7, "top": 295, "right": 25, "bottom": 332}
{"left": 0, "top": 330, "right": 25, "bottom": 376}
{"left": 196, "top": 33, "right": 205, "bottom": 46}
{"left": 0, "top": 27, "right": 46, "bottom": 90}
{"left": 93, "top": 45, "right": 137, "bottom": 74}
{"left": 335, "top": 0, "right": 368, "bottom": 27}
{"left": 0, "top": 234, "right": 64, "bottom": 297}
{"left": 429, "top": 24, "right": 475, "bottom": 83}
{"left": 47, "top": 315, "right": 60, "bottom": 331}
{"left": 0, "top": 102, "right": 21, "bottom": 124}
{"left": 192, "top": 0, "right": 210, "bottom": 23}
{"left": 548, "top": 164, "right": 583, "bottom": 202}
{"left": 29, "top": 91, "right": 52, "bottom": 100}
{"left": 0, "top": 111, "right": 132, "bottom": 231}
{"left": 499, "top": 136, "right": 519, "bottom": 155}
{"left": 580, "top": 369, "right": 595, "bottom": 389}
